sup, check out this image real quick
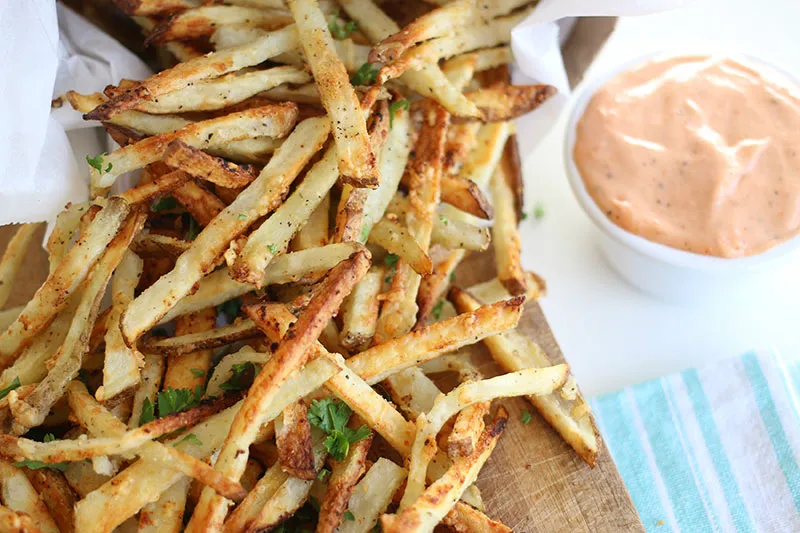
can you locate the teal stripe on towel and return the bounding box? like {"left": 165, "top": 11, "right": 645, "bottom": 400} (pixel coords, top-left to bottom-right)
{"left": 682, "top": 368, "right": 756, "bottom": 532}
{"left": 593, "top": 392, "right": 671, "bottom": 532}
{"left": 742, "top": 353, "right": 800, "bottom": 512}
{"left": 633, "top": 380, "right": 714, "bottom": 532}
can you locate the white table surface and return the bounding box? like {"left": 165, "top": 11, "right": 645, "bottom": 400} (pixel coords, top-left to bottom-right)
{"left": 520, "top": 0, "right": 800, "bottom": 396}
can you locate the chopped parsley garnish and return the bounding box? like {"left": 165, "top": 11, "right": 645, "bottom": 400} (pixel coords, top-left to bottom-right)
{"left": 308, "top": 398, "right": 371, "bottom": 461}
{"left": 183, "top": 214, "right": 201, "bottom": 241}
{"left": 0, "top": 377, "right": 20, "bottom": 400}
{"left": 177, "top": 433, "right": 202, "bottom": 446}
{"left": 521, "top": 410, "right": 533, "bottom": 424}
{"left": 220, "top": 362, "right": 257, "bottom": 392}
{"left": 533, "top": 202, "right": 545, "bottom": 220}
{"left": 521, "top": 211, "right": 528, "bottom": 221}
{"left": 317, "top": 467, "right": 330, "bottom": 481}
{"left": 238, "top": 213, "right": 247, "bottom": 220}
{"left": 151, "top": 196, "right": 178, "bottom": 212}
{"left": 439, "top": 215, "right": 449, "bottom": 226}
{"left": 360, "top": 224, "right": 371, "bottom": 243}
{"left": 139, "top": 386, "right": 204, "bottom": 427}
{"left": 344, "top": 511, "right": 355, "bottom": 521}
{"left": 383, "top": 254, "right": 399, "bottom": 268}
{"left": 267, "top": 243, "right": 279, "bottom": 254}
{"left": 190, "top": 368, "right": 206, "bottom": 379}
{"left": 431, "top": 300, "right": 445, "bottom": 320}
{"left": 86, "top": 153, "right": 112, "bottom": 173}
{"left": 328, "top": 13, "right": 357, "bottom": 40}
{"left": 389, "top": 99, "right": 410, "bottom": 128}
{"left": 216, "top": 297, "right": 242, "bottom": 324}
{"left": 351, "top": 63, "right": 379, "bottom": 86}
{"left": 449, "top": 271, "right": 456, "bottom": 282}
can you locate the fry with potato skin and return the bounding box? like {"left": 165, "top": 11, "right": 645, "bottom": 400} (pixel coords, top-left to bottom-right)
{"left": 147, "top": 6, "right": 293, "bottom": 45}
{"left": 163, "top": 140, "right": 258, "bottom": 189}
{"left": 275, "top": 400, "right": 315, "bottom": 479}
{"left": 467, "top": 84, "right": 557, "bottom": 122}
{"left": 317, "top": 432, "right": 373, "bottom": 533}
{"left": 0, "top": 459, "right": 59, "bottom": 533}
{"left": 491, "top": 155, "right": 527, "bottom": 296}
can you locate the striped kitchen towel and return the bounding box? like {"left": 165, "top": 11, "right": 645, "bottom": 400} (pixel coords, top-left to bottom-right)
{"left": 590, "top": 351, "right": 800, "bottom": 533}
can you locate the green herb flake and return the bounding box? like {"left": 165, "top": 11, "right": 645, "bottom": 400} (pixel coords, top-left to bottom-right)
{"left": 449, "top": 271, "right": 456, "bottom": 282}
{"left": 238, "top": 213, "right": 247, "bottom": 220}
{"left": 533, "top": 202, "right": 545, "bottom": 220}
{"left": 383, "top": 254, "right": 399, "bottom": 268}
{"left": 220, "top": 362, "right": 257, "bottom": 392}
{"left": 328, "top": 13, "right": 357, "bottom": 40}
{"left": 13, "top": 459, "right": 68, "bottom": 472}
{"left": 183, "top": 215, "right": 201, "bottom": 241}
{"left": 86, "top": 153, "right": 112, "bottom": 174}
{"left": 439, "top": 215, "right": 449, "bottom": 226}
{"left": 216, "top": 298, "right": 242, "bottom": 324}
{"left": 521, "top": 211, "right": 528, "bottom": 221}
{"left": 151, "top": 196, "right": 178, "bottom": 212}
{"left": 308, "top": 398, "right": 371, "bottom": 461}
{"left": 389, "top": 99, "right": 410, "bottom": 128}
{"left": 351, "top": 63, "right": 379, "bottom": 86}
{"left": 0, "top": 377, "right": 21, "bottom": 401}
{"left": 344, "top": 511, "right": 355, "bottom": 521}
{"left": 431, "top": 300, "right": 445, "bottom": 320}
{"left": 521, "top": 410, "right": 533, "bottom": 424}
{"left": 360, "top": 224, "right": 371, "bottom": 243}
{"left": 317, "top": 468, "right": 330, "bottom": 481}
{"left": 43, "top": 433, "right": 57, "bottom": 443}
{"left": 267, "top": 243, "right": 278, "bottom": 254}
{"left": 190, "top": 368, "right": 206, "bottom": 378}
{"left": 139, "top": 397, "right": 156, "bottom": 426}
{"left": 178, "top": 433, "right": 203, "bottom": 446}
{"left": 157, "top": 387, "right": 203, "bottom": 418}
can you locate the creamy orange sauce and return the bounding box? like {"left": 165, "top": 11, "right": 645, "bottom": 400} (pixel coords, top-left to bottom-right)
{"left": 573, "top": 55, "right": 800, "bottom": 257}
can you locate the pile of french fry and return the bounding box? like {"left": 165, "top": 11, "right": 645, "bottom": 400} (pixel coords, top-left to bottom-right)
{"left": 0, "top": 0, "right": 600, "bottom": 531}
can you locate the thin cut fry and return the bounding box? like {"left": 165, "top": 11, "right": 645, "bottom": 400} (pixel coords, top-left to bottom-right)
{"left": 442, "top": 502, "right": 512, "bottom": 533}
{"left": 337, "top": 458, "right": 406, "bottom": 533}
{"left": 223, "top": 462, "right": 288, "bottom": 532}
{"left": 164, "top": 307, "right": 218, "bottom": 391}
{"left": 467, "top": 84, "right": 557, "bottom": 122}
{"left": 367, "top": 218, "right": 432, "bottom": 276}
{"left": 491, "top": 157, "right": 527, "bottom": 295}
{"left": 145, "top": 318, "right": 260, "bottom": 357}
{"left": 339, "top": 267, "right": 383, "bottom": 352}
{"left": 171, "top": 181, "right": 226, "bottom": 227}
{"left": 287, "top": 0, "right": 377, "bottom": 186}
{"left": 317, "top": 433, "right": 373, "bottom": 533}
{"left": 460, "top": 122, "right": 512, "bottom": 188}
{"left": 163, "top": 140, "right": 258, "bottom": 189}
{"left": 0, "top": 224, "right": 40, "bottom": 309}
{"left": 128, "top": 352, "right": 164, "bottom": 429}
{"left": 0, "top": 459, "right": 59, "bottom": 533}
{"left": 20, "top": 467, "right": 75, "bottom": 533}
{"left": 275, "top": 400, "right": 315, "bottom": 479}
{"left": 148, "top": 6, "right": 293, "bottom": 44}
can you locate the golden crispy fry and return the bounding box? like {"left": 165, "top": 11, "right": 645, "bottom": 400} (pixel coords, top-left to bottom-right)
{"left": 91, "top": 104, "right": 298, "bottom": 190}
{"left": 291, "top": 192, "right": 330, "bottom": 250}
{"left": 130, "top": 231, "right": 190, "bottom": 257}
{"left": 138, "top": 477, "right": 190, "bottom": 533}
{"left": 145, "top": 319, "right": 260, "bottom": 357}
{"left": 121, "top": 116, "right": 330, "bottom": 343}
{"left": 467, "top": 84, "right": 557, "bottom": 122}
{"left": 0, "top": 224, "right": 40, "bottom": 309}
{"left": 443, "top": 502, "right": 512, "bottom": 533}
{"left": 231, "top": 143, "right": 339, "bottom": 285}
{"left": 401, "top": 367, "right": 568, "bottom": 508}
{"left": 0, "top": 502, "right": 47, "bottom": 533}
{"left": 148, "top": 6, "right": 293, "bottom": 44}
{"left": 0, "top": 198, "right": 130, "bottom": 368}
{"left": 187, "top": 252, "right": 367, "bottom": 530}
{"left": 223, "top": 462, "right": 288, "bottom": 532}
{"left": 490, "top": 156, "right": 527, "bottom": 296}
{"left": 451, "top": 288, "right": 599, "bottom": 466}
{"left": 441, "top": 174, "right": 494, "bottom": 219}
{"left": 339, "top": 267, "right": 383, "bottom": 352}
{"left": 10, "top": 211, "right": 145, "bottom": 431}
{"left": 0, "top": 459, "right": 60, "bottom": 533}
{"left": 204, "top": 347, "right": 267, "bottom": 399}
{"left": 276, "top": 400, "right": 315, "bottom": 479}
{"left": 163, "top": 140, "right": 258, "bottom": 189}
{"left": 85, "top": 25, "right": 301, "bottom": 120}
{"left": 460, "top": 122, "right": 512, "bottom": 188}
{"left": 317, "top": 433, "right": 372, "bottom": 533}
{"left": 367, "top": 218, "right": 432, "bottom": 276}
{"left": 389, "top": 196, "right": 490, "bottom": 252}
{"left": 20, "top": 468, "right": 75, "bottom": 533}
{"left": 97, "top": 250, "right": 144, "bottom": 403}
{"left": 171, "top": 181, "right": 227, "bottom": 227}
{"left": 128, "top": 352, "right": 164, "bottom": 429}
{"left": 287, "top": 0, "right": 376, "bottom": 187}
{"left": 338, "top": 458, "right": 406, "bottom": 533}
{"left": 383, "top": 410, "right": 509, "bottom": 533}
{"left": 164, "top": 307, "right": 217, "bottom": 391}
{"left": 117, "top": 170, "right": 192, "bottom": 205}
{"left": 45, "top": 202, "right": 90, "bottom": 274}
{"left": 349, "top": 296, "right": 524, "bottom": 385}
{"left": 114, "top": 0, "right": 199, "bottom": 16}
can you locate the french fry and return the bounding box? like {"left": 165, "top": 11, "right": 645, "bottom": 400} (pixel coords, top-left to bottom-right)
{"left": 337, "top": 0, "right": 480, "bottom": 118}
{"left": 0, "top": 224, "right": 40, "bottom": 309}
{"left": 389, "top": 196, "right": 490, "bottom": 252}
{"left": 98, "top": 251, "right": 144, "bottom": 403}
{"left": 145, "top": 318, "right": 260, "bottom": 357}
{"left": 317, "top": 433, "right": 373, "bottom": 533}
{"left": 121, "top": 116, "right": 331, "bottom": 344}
{"left": 163, "top": 140, "right": 258, "bottom": 189}
{"left": 440, "top": 174, "right": 494, "bottom": 219}
{"left": 0, "top": 198, "right": 130, "bottom": 368}
{"left": 442, "top": 501, "right": 511, "bottom": 533}
{"left": 460, "top": 122, "right": 512, "bottom": 188}
{"left": 128, "top": 352, "right": 165, "bottom": 429}
{"left": 45, "top": 202, "right": 90, "bottom": 274}
{"left": 366, "top": 218, "right": 432, "bottom": 276}
{"left": 21, "top": 467, "right": 76, "bottom": 533}
{"left": 0, "top": 308, "right": 21, "bottom": 338}
{"left": 292, "top": 192, "right": 330, "bottom": 250}
{"left": 443, "top": 47, "right": 513, "bottom": 76}
{"left": 138, "top": 477, "right": 190, "bottom": 533}
{"left": 186, "top": 252, "right": 367, "bottom": 530}
{"left": 85, "top": 24, "right": 301, "bottom": 120}
{"left": 451, "top": 288, "right": 599, "bottom": 466}
{"left": 349, "top": 296, "right": 524, "bottom": 385}
{"left": 223, "top": 462, "right": 289, "bottom": 532}
{"left": 467, "top": 84, "right": 557, "bottom": 122}
{"left": 231, "top": 143, "right": 339, "bottom": 285}
{"left": 287, "top": 0, "right": 377, "bottom": 187}
{"left": 116, "top": 170, "right": 192, "bottom": 205}
{"left": 132, "top": 13, "right": 204, "bottom": 62}
{"left": 401, "top": 366, "right": 568, "bottom": 508}
{"left": 204, "top": 347, "right": 268, "bottom": 399}
{"left": 10, "top": 211, "right": 145, "bottom": 430}
{"left": 0, "top": 503, "right": 47, "bottom": 533}
{"left": 114, "top": 0, "right": 200, "bottom": 16}
{"left": 0, "top": 459, "right": 60, "bottom": 533}
{"left": 130, "top": 231, "right": 191, "bottom": 257}
{"left": 91, "top": 104, "right": 298, "bottom": 190}
{"left": 157, "top": 243, "right": 362, "bottom": 324}
{"left": 383, "top": 409, "right": 509, "bottom": 533}
{"left": 338, "top": 458, "right": 406, "bottom": 533}
{"left": 171, "top": 181, "right": 227, "bottom": 227}
{"left": 147, "top": 6, "right": 293, "bottom": 44}
{"left": 490, "top": 157, "right": 527, "bottom": 296}
{"left": 163, "top": 307, "right": 217, "bottom": 391}
{"left": 275, "top": 400, "right": 315, "bottom": 479}
{"left": 339, "top": 267, "right": 383, "bottom": 352}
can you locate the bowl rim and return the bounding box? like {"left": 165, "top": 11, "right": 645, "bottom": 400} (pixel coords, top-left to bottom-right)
{"left": 563, "top": 49, "right": 800, "bottom": 271}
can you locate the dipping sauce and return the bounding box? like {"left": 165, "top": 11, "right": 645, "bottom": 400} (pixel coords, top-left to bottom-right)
{"left": 573, "top": 55, "right": 800, "bottom": 257}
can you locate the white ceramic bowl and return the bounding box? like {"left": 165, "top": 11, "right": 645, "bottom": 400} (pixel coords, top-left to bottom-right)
{"left": 563, "top": 52, "right": 800, "bottom": 304}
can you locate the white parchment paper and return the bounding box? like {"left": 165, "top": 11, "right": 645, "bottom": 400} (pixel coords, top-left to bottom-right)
{"left": 0, "top": 0, "right": 684, "bottom": 225}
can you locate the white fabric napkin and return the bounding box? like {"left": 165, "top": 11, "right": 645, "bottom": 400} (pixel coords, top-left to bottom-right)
{"left": 0, "top": 0, "right": 685, "bottom": 226}
{"left": 0, "top": 1, "right": 150, "bottom": 225}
